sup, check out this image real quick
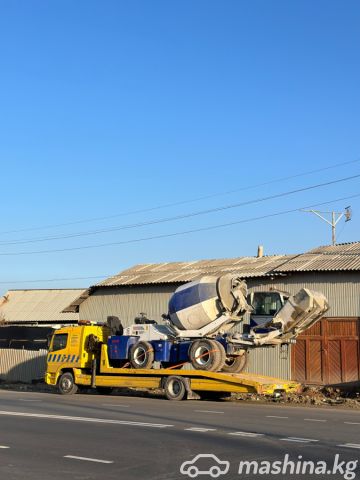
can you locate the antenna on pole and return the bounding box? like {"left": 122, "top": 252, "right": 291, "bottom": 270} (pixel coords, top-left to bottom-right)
{"left": 301, "top": 206, "right": 352, "bottom": 245}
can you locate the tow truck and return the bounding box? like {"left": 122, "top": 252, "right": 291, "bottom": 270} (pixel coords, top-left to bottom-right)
{"left": 45, "top": 323, "right": 301, "bottom": 400}
{"left": 45, "top": 275, "right": 328, "bottom": 400}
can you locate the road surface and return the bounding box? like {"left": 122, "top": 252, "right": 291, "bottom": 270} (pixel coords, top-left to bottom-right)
{"left": 0, "top": 389, "right": 358, "bottom": 479}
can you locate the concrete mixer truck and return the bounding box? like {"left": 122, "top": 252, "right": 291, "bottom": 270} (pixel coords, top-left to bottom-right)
{"left": 106, "top": 274, "right": 329, "bottom": 373}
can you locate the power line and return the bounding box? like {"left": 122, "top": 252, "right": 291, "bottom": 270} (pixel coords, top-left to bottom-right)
{"left": 0, "top": 275, "right": 109, "bottom": 285}
{"left": 2, "top": 238, "right": 360, "bottom": 284}
{"left": 0, "top": 173, "right": 359, "bottom": 247}
{"left": 335, "top": 222, "right": 347, "bottom": 243}
{"left": 0, "top": 192, "right": 358, "bottom": 256}
{"left": 0, "top": 157, "right": 359, "bottom": 236}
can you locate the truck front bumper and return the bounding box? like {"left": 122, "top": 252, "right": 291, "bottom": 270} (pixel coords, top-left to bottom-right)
{"left": 45, "top": 372, "right": 57, "bottom": 386}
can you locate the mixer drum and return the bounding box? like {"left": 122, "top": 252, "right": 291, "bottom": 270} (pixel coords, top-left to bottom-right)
{"left": 168, "top": 276, "right": 222, "bottom": 331}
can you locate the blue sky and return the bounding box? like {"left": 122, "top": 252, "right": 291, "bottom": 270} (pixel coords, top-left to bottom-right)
{"left": 0, "top": 0, "right": 359, "bottom": 293}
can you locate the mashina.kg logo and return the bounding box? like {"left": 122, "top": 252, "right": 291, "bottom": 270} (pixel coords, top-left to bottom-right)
{"left": 180, "top": 454, "right": 358, "bottom": 479}
{"left": 180, "top": 454, "right": 230, "bottom": 478}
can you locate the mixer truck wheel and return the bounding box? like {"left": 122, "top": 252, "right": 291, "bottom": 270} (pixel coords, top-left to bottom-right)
{"left": 130, "top": 341, "right": 155, "bottom": 369}
{"left": 189, "top": 339, "right": 226, "bottom": 372}
{"left": 58, "top": 372, "right": 78, "bottom": 395}
{"left": 222, "top": 351, "right": 248, "bottom": 373}
{"left": 164, "top": 376, "right": 187, "bottom": 401}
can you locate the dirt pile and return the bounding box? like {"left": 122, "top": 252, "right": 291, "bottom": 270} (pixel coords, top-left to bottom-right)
{"left": 285, "top": 385, "right": 360, "bottom": 408}
{"left": 232, "top": 385, "right": 360, "bottom": 408}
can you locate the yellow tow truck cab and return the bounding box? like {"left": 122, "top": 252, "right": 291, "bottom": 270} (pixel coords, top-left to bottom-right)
{"left": 45, "top": 324, "right": 301, "bottom": 400}
{"left": 46, "top": 324, "right": 109, "bottom": 388}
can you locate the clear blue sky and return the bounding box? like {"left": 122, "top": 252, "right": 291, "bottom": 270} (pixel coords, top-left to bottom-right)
{"left": 0, "top": 0, "right": 359, "bottom": 293}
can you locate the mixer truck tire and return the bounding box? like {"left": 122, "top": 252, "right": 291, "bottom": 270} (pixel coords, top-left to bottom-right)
{"left": 130, "top": 341, "right": 155, "bottom": 369}
{"left": 221, "top": 352, "right": 248, "bottom": 373}
{"left": 164, "top": 376, "right": 188, "bottom": 401}
{"left": 58, "top": 372, "right": 78, "bottom": 395}
{"left": 189, "top": 339, "right": 226, "bottom": 372}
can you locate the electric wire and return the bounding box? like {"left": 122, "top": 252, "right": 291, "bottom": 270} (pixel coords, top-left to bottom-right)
{"left": 0, "top": 157, "right": 359, "bottom": 235}
{"left": 0, "top": 192, "right": 358, "bottom": 256}
{"left": 0, "top": 173, "right": 359, "bottom": 246}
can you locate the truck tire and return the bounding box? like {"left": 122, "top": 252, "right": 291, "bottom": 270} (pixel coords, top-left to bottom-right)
{"left": 164, "top": 376, "right": 187, "bottom": 401}
{"left": 189, "top": 339, "right": 226, "bottom": 372}
{"left": 58, "top": 372, "right": 78, "bottom": 395}
{"left": 130, "top": 341, "right": 155, "bottom": 369}
{"left": 222, "top": 352, "right": 248, "bottom": 373}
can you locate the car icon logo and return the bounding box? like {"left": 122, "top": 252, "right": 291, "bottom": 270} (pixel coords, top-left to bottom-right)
{"left": 180, "top": 454, "right": 230, "bottom": 478}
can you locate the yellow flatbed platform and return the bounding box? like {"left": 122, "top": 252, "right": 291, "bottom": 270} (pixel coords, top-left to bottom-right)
{"left": 67, "top": 346, "right": 300, "bottom": 399}
{"left": 75, "top": 367, "right": 300, "bottom": 396}
{"left": 46, "top": 327, "right": 300, "bottom": 400}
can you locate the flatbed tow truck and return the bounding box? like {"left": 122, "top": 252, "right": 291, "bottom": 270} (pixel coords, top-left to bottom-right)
{"left": 45, "top": 324, "right": 301, "bottom": 400}
{"left": 46, "top": 274, "right": 329, "bottom": 400}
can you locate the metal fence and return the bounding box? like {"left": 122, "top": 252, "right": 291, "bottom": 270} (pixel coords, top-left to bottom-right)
{"left": 0, "top": 349, "right": 47, "bottom": 383}
{"left": 244, "top": 345, "right": 291, "bottom": 379}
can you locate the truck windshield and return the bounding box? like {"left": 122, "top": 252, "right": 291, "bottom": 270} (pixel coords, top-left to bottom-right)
{"left": 252, "top": 292, "right": 283, "bottom": 316}
{"left": 50, "top": 334, "right": 68, "bottom": 352}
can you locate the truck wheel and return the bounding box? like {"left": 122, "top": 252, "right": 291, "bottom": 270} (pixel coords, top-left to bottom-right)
{"left": 130, "top": 341, "right": 154, "bottom": 369}
{"left": 58, "top": 372, "right": 78, "bottom": 395}
{"left": 189, "top": 339, "right": 226, "bottom": 372}
{"left": 222, "top": 352, "right": 248, "bottom": 373}
{"left": 164, "top": 376, "right": 187, "bottom": 401}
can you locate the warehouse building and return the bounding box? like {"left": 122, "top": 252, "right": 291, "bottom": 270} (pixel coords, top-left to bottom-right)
{"left": 0, "top": 289, "right": 82, "bottom": 383}
{"left": 0, "top": 289, "right": 82, "bottom": 327}
{"left": 64, "top": 242, "right": 360, "bottom": 385}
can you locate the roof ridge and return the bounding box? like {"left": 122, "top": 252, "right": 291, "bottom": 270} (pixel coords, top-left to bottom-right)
{"left": 308, "top": 240, "right": 360, "bottom": 250}
{"left": 5, "top": 288, "right": 86, "bottom": 292}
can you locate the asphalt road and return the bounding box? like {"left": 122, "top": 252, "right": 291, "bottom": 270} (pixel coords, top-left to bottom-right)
{"left": 0, "top": 389, "right": 359, "bottom": 480}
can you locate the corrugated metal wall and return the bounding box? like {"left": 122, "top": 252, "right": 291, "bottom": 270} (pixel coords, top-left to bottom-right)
{"left": 79, "top": 271, "right": 360, "bottom": 380}
{"left": 244, "top": 346, "right": 291, "bottom": 379}
{"left": 0, "top": 349, "right": 47, "bottom": 383}
{"left": 80, "top": 285, "right": 175, "bottom": 325}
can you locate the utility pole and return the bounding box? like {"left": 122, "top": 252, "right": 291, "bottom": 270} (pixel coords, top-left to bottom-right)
{"left": 302, "top": 207, "right": 352, "bottom": 245}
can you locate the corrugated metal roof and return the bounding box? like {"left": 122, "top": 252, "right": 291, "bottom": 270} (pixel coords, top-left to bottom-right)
{"left": 96, "top": 255, "right": 295, "bottom": 287}
{"left": 276, "top": 241, "right": 360, "bottom": 272}
{"left": 0, "top": 289, "right": 83, "bottom": 323}
{"left": 275, "top": 254, "right": 360, "bottom": 272}
{"left": 307, "top": 241, "right": 360, "bottom": 255}
{"left": 101, "top": 241, "right": 360, "bottom": 283}
{"left": 62, "top": 241, "right": 360, "bottom": 313}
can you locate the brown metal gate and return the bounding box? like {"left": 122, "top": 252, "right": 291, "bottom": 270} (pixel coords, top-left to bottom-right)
{"left": 291, "top": 318, "right": 360, "bottom": 384}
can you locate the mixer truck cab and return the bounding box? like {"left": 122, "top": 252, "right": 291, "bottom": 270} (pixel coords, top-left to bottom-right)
{"left": 248, "top": 291, "right": 288, "bottom": 330}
